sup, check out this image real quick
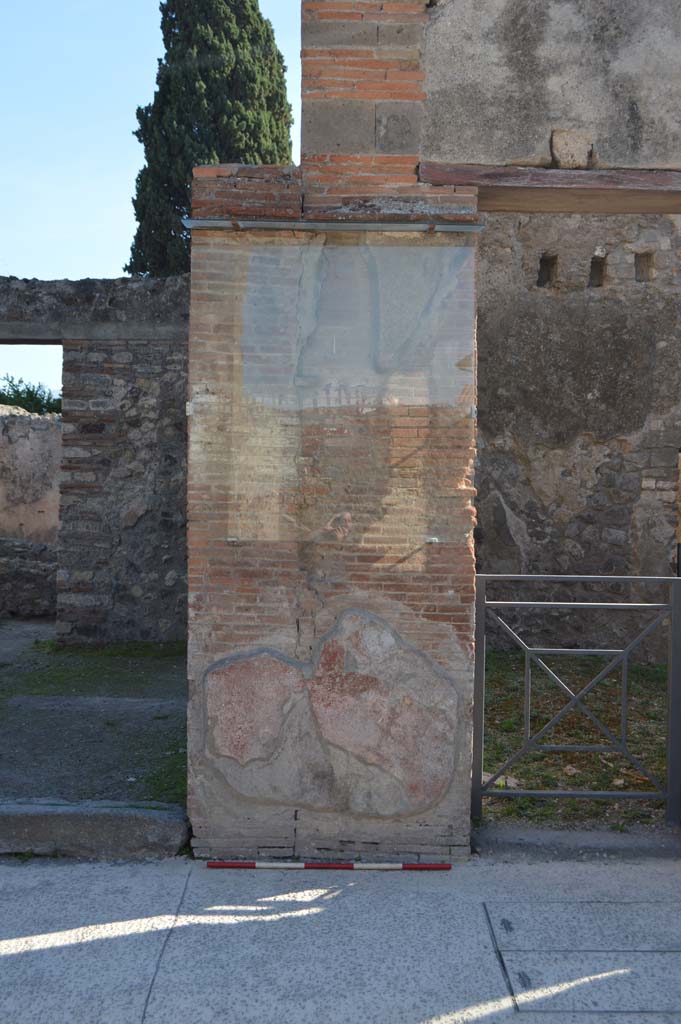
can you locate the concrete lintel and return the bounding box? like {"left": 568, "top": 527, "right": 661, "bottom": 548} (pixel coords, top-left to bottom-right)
{"left": 0, "top": 322, "right": 187, "bottom": 344}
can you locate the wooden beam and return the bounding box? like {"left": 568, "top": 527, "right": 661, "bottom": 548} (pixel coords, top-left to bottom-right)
{"left": 419, "top": 163, "right": 681, "bottom": 214}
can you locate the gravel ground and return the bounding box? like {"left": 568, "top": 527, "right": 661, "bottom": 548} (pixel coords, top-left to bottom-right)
{"left": 0, "top": 620, "right": 187, "bottom": 804}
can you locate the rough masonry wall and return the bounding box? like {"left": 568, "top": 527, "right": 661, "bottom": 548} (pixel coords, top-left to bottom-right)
{"left": 0, "top": 276, "right": 189, "bottom": 643}
{"left": 424, "top": 0, "right": 681, "bottom": 170}
{"left": 0, "top": 406, "right": 61, "bottom": 618}
{"left": 60, "top": 332, "right": 187, "bottom": 643}
{"left": 477, "top": 211, "right": 680, "bottom": 650}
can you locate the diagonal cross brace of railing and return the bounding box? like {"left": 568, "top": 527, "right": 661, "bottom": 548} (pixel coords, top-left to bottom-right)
{"left": 482, "top": 609, "right": 667, "bottom": 794}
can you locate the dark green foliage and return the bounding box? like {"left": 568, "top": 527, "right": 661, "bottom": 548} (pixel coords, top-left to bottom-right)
{"left": 0, "top": 374, "right": 61, "bottom": 414}
{"left": 127, "top": 0, "right": 292, "bottom": 277}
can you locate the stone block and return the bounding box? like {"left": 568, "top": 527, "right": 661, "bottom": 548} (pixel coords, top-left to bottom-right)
{"left": 0, "top": 801, "right": 189, "bottom": 859}
{"left": 376, "top": 100, "right": 423, "bottom": 154}
{"left": 551, "top": 129, "right": 595, "bottom": 169}
{"left": 302, "top": 99, "right": 376, "bottom": 155}
{"left": 378, "top": 23, "right": 424, "bottom": 49}
{"left": 303, "top": 20, "right": 377, "bottom": 48}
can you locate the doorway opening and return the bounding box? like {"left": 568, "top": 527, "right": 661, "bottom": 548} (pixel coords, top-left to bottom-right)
{"left": 0, "top": 342, "right": 63, "bottom": 622}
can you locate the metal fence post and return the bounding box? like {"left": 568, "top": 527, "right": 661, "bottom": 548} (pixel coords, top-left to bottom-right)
{"left": 471, "top": 575, "right": 486, "bottom": 822}
{"left": 667, "top": 579, "right": 681, "bottom": 825}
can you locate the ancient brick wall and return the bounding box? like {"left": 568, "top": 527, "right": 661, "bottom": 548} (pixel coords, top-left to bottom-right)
{"left": 59, "top": 332, "right": 187, "bottom": 643}
{"left": 187, "top": 224, "right": 478, "bottom": 862}
{"left": 0, "top": 276, "right": 189, "bottom": 643}
{"left": 187, "top": 0, "right": 480, "bottom": 860}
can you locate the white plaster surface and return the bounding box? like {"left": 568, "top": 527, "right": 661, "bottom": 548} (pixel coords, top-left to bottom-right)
{"left": 2, "top": 858, "right": 681, "bottom": 1022}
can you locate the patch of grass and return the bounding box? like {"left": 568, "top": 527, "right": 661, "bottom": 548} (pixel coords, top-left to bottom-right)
{"left": 143, "top": 747, "right": 187, "bottom": 805}
{"left": 0, "top": 642, "right": 187, "bottom": 700}
{"left": 34, "top": 640, "right": 186, "bottom": 659}
{"left": 482, "top": 651, "right": 667, "bottom": 827}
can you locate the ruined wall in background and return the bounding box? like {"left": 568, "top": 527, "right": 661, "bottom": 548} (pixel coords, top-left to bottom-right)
{"left": 0, "top": 406, "right": 60, "bottom": 543}
{"left": 0, "top": 276, "right": 189, "bottom": 643}
{"left": 0, "top": 406, "right": 61, "bottom": 618}
{"left": 424, "top": 0, "right": 681, "bottom": 170}
{"left": 477, "top": 211, "right": 680, "bottom": 651}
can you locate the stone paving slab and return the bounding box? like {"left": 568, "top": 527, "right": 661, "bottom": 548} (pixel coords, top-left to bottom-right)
{"left": 0, "top": 860, "right": 191, "bottom": 1024}
{"left": 487, "top": 900, "right": 681, "bottom": 952}
{"left": 2, "top": 859, "right": 681, "bottom": 1023}
{"left": 0, "top": 800, "right": 189, "bottom": 859}
{"left": 144, "top": 869, "right": 507, "bottom": 1024}
{"left": 503, "top": 952, "right": 681, "bottom": 1014}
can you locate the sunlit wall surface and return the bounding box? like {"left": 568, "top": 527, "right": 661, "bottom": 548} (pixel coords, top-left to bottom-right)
{"left": 187, "top": 229, "right": 477, "bottom": 861}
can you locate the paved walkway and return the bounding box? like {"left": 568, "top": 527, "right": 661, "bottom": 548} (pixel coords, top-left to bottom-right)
{"left": 2, "top": 856, "right": 681, "bottom": 1023}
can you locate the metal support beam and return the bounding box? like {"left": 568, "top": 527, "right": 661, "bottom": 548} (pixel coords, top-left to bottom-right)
{"left": 667, "top": 580, "right": 681, "bottom": 825}
{"left": 471, "top": 577, "right": 486, "bottom": 822}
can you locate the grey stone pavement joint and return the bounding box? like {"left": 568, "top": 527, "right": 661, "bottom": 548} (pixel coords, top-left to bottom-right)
{"left": 2, "top": 857, "right": 681, "bottom": 1023}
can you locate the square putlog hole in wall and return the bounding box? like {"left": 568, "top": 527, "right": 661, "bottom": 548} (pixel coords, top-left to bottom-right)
{"left": 537, "top": 253, "right": 558, "bottom": 288}
{"left": 588, "top": 254, "right": 607, "bottom": 288}
{"left": 635, "top": 251, "right": 655, "bottom": 283}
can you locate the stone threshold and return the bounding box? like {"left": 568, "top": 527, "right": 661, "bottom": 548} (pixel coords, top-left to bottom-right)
{"left": 0, "top": 800, "right": 189, "bottom": 860}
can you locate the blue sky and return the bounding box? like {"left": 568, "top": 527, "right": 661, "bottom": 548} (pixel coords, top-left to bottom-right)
{"left": 0, "top": 1, "right": 301, "bottom": 393}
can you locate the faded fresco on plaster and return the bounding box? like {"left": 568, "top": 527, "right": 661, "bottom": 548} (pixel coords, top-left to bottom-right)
{"left": 205, "top": 611, "right": 460, "bottom": 818}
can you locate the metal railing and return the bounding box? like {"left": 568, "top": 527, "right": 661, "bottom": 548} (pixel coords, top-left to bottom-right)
{"left": 472, "top": 574, "right": 681, "bottom": 825}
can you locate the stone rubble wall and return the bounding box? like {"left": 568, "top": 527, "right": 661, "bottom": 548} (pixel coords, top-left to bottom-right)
{"left": 59, "top": 332, "right": 187, "bottom": 643}
{"left": 477, "top": 211, "right": 680, "bottom": 656}
{"left": 0, "top": 276, "right": 189, "bottom": 643}
{"left": 0, "top": 537, "right": 56, "bottom": 619}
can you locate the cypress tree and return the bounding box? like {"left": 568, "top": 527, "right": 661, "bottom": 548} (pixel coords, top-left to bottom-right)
{"left": 126, "top": 0, "right": 292, "bottom": 277}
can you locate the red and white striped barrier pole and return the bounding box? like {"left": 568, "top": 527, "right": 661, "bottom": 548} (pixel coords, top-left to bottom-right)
{"left": 207, "top": 861, "right": 451, "bottom": 871}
